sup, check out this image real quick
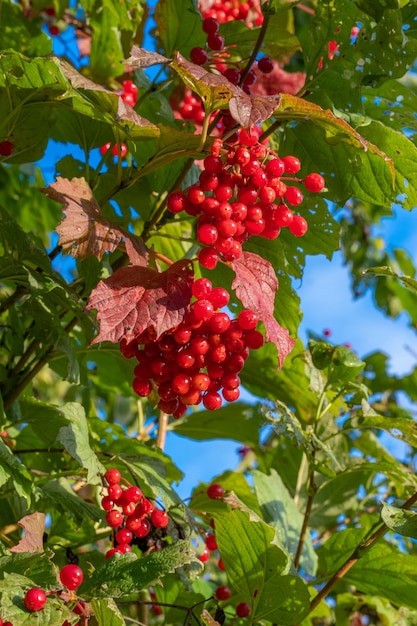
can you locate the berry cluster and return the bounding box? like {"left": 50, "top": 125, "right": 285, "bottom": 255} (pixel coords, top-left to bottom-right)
{"left": 168, "top": 138, "right": 325, "bottom": 267}
{"left": 201, "top": 0, "right": 263, "bottom": 27}
{"left": 101, "top": 468, "right": 170, "bottom": 557}
{"left": 121, "top": 278, "right": 264, "bottom": 415}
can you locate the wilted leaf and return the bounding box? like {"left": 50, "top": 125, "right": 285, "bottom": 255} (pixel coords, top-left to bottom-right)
{"left": 229, "top": 93, "right": 281, "bottom": 128}
{"left": 86, "top": 259, "right": 194, "bottom": 344}
{"left": 232, "top": 252, "right": 295, "bottom": 367}
{"left": 43, "top": 177, "right": 124, "bottom": 259}
{"left": 9, "top": 513, "right": 46, "bottom": 554}
{"left": 125, "top": 46, "right": 170, "bottom": 68}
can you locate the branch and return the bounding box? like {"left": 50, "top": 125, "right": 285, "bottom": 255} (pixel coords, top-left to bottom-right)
{"left": 293, "top": 462, "right": 316, "bottom": 570}
{"left": 309, "top": 490, "right": 417, "bottom": 613}
{"left": 156, "top": 410, "right": 169, "bottom": 451}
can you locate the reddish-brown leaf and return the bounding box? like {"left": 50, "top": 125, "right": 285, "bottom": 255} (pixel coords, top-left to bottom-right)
{"left": 228, "top": 94, "right": 281, "bottom": 129}
{"left": 231, "top": 252, "right": 295, "bottom": 368}
{"left": 9, "top": 512, "right": 46, "bottom": 553}
{"left": 125, "top": 46, "right": 171, "bottom": 68}
{"left": 42, "top": 177, "right": 127, "bottom": 260}
{"left": 86, "top": 259, "right": 194, "bottom": 344}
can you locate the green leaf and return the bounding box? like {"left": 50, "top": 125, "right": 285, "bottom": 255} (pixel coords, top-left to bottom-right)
{"left": 0, "top": 1, "right": 52, "bottom": 57}
{"left": 344, "top": 400, "right": 417, "bottom": 449}
{"left": 39, "top": 477, "right": 103, "bottom": 522}
{"left": 0, "top": 573, "right": 75, "bottom": 625}
{"left": 0, "top": 549, "right": 58, "bottom": 588}
{"left": 214, "top": 508, "right": 310, "bottom": 624}
{"left": 319, "top": 529, "right": 417, "bottom": 609}
{"left": 91, "top": 598, "right": 126, "bottom": 626}
{"left": 0, "top": 439, "right": 32, "bottom": 501}
{"left": 172, "top": 402, "right": 264, "bottom": 445}
{"left": 381, "top": 503, "right": 417, "bottom": 540}
{"left": 253, "top": 469, "right": 318, "bottom": 576}
{"left": 154, "top": 0, "right": 205, "bottom": 58}
{"left": 362, "top": 265, "right": 417, "bottom": 293}
{"left": 79, "top": 541, "right": 200, "bottom": 600}
{"left": 56, "top": 403, "right": 105, "bottom": 484}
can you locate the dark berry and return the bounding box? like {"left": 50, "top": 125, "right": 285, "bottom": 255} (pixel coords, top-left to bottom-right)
{"left": 236, "top": 602, "right": 251, "bottom": 617}
{"left": 190, "top": 47, "right": 209, "bottom": 65}
{"left": 207, "top": 483, "right": 225, "bottom": 499}
{"left": 257, "top": 56, "right": 274, "bottom": 73}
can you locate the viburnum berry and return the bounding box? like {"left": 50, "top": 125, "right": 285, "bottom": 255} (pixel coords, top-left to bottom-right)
{"left": 285, "top": 186, "right": 304, "bottom": 206}
{"left": 304, "top": 172, "right": 325, "bottom": 192}
{"left": 236, "top": 602, "right": 251, "bottom": 617}
{"left": 202, "top": 16, "right": 219, "bottom": 34}
{"left": 24, "top": 588, "right": 47, "bottom": 612}
{"left": 59, "top": 564, "right": 84, "bottom": 591}
{"left": 0, "top": 140, "right": 14, "bottom": 157}
{"left": 281, "top": 155, "right": 301, "bottom": 174}
{"left": 198, "top": 547, "right": 210, "bottom": 562}
{"left": 207, "top": 33, "right": 225, "bottom": 51}
{"left": 190, "top": 47, "right": 209, "bottom": 65}
{"left": 151, "top": 509, "right": 169, "bottom": 528}
{"left": 48, "top": 24, "right": 60, "bottom": 36}
{"left": 288, "top": 214, "right": 308, "bottom": 237}
{"left": 205, "top": 534, "right": 218, "bottom": 550}
{"left": 104, "top": 468, "right": 121, "bottom": 485}
{"left": 257, "top": 56, "right": 274, "bottom": 73}
{"left": 106, "top": 509, "right": 124, "bottom": 528}
{"left": 215, "top": 585, "right": 232, "bottom": 600}
{"left": 115, "top": 528, "right": 133, "bottom": 544}
{"left": 207, "top": 483, "right": 225, "bottom": 499}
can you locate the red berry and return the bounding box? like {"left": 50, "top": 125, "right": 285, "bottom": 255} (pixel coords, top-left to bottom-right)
{"left": 133, "top": 517, "right": 151, "bottom": 538}
{"left": 0, "top": 140, "right": 14, "bottom": 157}
{"left": 285, "top": 186, "right": 303, "bottom": 206}
{"left": 104, "top": 468, "right": 121, "bottom": 485}
{"left": 151, "top": 509, "right": 169, "bottom": 528}
{"left": 237, "top": 309, "right": 258, "bottom": 330}
{"left": 304, "top": 172, "right": 325, "bottom": 192}
{"left": 222, "top": 387, "right": 240, "bottom": 402}
{"left": 205, "top": 534, "right": 218, "bottom": 550}
{"left": 24, "top": 588, "right": 47, "bottom": 612}
{"left": 106, "top": 509, "right": 123, "bottom": 528}
{"left": 105, "top": 547, "right": 120, "bottom": 559}
{"left": 116, "top": 528, "right": 133, "bottom": 544}
{"left": 288, "top": 214, "right": 308, "bottom": 237}
{"left": 190, "top": 47, "right": 209, "bottom": 65}
{"left": 198, "top": 247, "right": 219, "bottom": 269}
{"left": 199, "top": 547, "right": 210, "bottom": 562}
{"left": 125, "top": 485, "right": 143, "bottom": 503}
{"left": 236, "top": 602, "right": 251, "bottom": 617}
{"left": 215, "top": 585, "right": 231, "bottom": 600}
{"left": 167, "top": 191, "right": 188, "bottom": 213}
{"left": 111, "top": 143, "right": 128, "bottom": 158}
{"left": 60, "top": 564, "right": 84, "bottom": 591}
{"left": 207, "top": 483, "right": 225, "bottom": 499}
{"left": 281, "top": 155, "right": 301, "bottom": 174}
{"left": 202, "top": 17, "right": 219, "bottom": 34}
{"left": 224, "top": 68, "right": 241, "bottom": 84}
{"left": 257, "top": 56, "right": 274, "bottom": 73}
{"left": 48, "top": 24, "right": 60, "bottom": 36}
{"left": 207, "top": 33, "right": 225, "bottom": 51}
{"left": 101, "top": 495, "right": 114, "bottom": 511}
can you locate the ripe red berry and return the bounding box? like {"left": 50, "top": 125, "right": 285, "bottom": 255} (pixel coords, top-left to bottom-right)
{"left": 205, "top": 534, "right": 218, "bottom": 550}
{"left": 207, "top": 33, "right": 225, "bottom": 51}
{"left": 281, "top": 155, "right": 301, "bottom": 174}
{"left": 60, "top": 564, "right": 84, "bottom": 591}
{"left": 0, "top": 140, "right": 14, "bottom": 157}
{"left": 104, "top": 468, "right": 121, "bottom": 485}
{"left": 257, "top": 56, "right": 274, "bottom": 73}
{"left": 151, "top": 509, "right": 169, "bottom": 528}
{"left": 48, "top": 24, "right": 60, "bottom": 36}
{"left": 24, "top": 588, "right": 47, "bottom": 612}
{"left": 304, "top": 172, "right": 325, "bottom": 192}
{"left": 207, "top": 483, "right": 225, "bottom": 499}
{"left": 190, "top": 47, "right": 209, "bottom": 65}
{"left": 115, "top": 528, "right": 133, "bottom": 544}
{"left": 167, "top": 190, "right": 188, "bottom": 213}
{"left": 202, "top": 16, "right": 219, "bottom": 34}
{"left": 285, "top": 186, "right": 304, "bottom": 206}
{"left": 198, "top": 547, "right": 210, "bottom": 562}
{"left": 198, "top": 247, "right": 219, "bottom": 269}
{"left": 288, "top": 214, "right": 308, "bottom": 237}
{"left": 106, "top": 509, "right": 124, "bottom": 528}
{"left": 236, "top": 602, "right": 251, "bottom": 617}
{"left": 215, "top": 585, "right": 231, "bottom": 600}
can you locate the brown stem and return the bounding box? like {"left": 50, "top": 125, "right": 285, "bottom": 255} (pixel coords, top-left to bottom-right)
{"left": 309, "top": 490, "right": 417, "bottom": 613}
{"left": 293, "top": 466, "right": 316, "bottom": 570}
{"left": 156, "top": 411, "right": 169, "bottom": 451}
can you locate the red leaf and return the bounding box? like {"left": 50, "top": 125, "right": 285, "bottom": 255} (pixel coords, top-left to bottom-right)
{"left": 231, "top": 252, "right": 295, "bottom": 368}
{"left": 43, "top": 177, "right": 125, "bottom": 259}
{"left": 9, "top": 512, "right": 46, "bottom": 553}
{"left": 86, "top": 259, "right": 194, "bottom": 344}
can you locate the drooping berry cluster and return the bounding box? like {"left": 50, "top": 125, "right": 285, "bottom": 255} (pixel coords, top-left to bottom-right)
{"left": 101, "top": 468, "right": 170, "bottom": 558}
{"left": 201, "top": 0, "right": 263, "bottom": 27}
{"left": 168, "top": 138, "right": 325, "bottom": 268}
{"left": 121, "top": 278, "right": 264, "bottom": 415}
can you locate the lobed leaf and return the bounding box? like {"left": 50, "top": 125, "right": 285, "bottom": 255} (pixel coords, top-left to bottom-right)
{"left": 86, "top": 259, "right": 194, "bottom": 344}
